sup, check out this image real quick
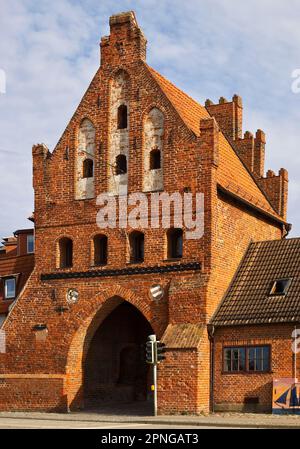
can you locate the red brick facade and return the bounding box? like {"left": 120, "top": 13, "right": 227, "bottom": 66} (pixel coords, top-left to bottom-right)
{"left": 0, "top": 11, "right": 290, "bottom": 414}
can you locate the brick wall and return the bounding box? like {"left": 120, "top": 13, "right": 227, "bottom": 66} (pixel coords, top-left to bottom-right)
{"left": 0, "top": 11, "right": 288, "bottom": 414}
{"left": 213, "top": 324, "right": 295, "bottom": 412}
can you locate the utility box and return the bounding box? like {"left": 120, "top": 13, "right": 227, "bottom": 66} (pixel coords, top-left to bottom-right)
{"left": 273, "top": 378, "right": 300, "bottom": 414}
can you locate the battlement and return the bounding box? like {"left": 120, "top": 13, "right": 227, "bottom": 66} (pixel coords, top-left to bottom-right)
{"left": 258, "top": 168, "right": 288, "bottom": 220}
{"left": 205, "top": 95, "right": 243, "bottom": 140}
{"left": 206, "top": 96, "right": 288, "bottom": 219}
{"left": 100, "top": 11, "right": 147, "bottom": 66}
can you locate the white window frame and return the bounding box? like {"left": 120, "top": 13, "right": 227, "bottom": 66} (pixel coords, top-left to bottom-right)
{"left": 4, "top": 278, "right": 16, "bottom": 300}
{"left": 27, "top": 234, "right": 34, "bottom": 254}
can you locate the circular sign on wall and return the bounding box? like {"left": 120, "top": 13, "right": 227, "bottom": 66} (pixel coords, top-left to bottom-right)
{"left": 66, "top": 288, "right": 79, "bottom": 305}
{"left": 149, "top": 284, "right": 164, "bottom": 302}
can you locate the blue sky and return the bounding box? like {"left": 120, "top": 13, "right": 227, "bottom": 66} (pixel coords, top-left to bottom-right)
{"left": 0, "top": 0, "right": 300, "bottom": 237}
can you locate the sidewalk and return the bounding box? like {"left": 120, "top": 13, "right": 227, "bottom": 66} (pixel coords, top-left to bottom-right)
{"left": 0, "top": 409, "right": 299, "bottom": 428}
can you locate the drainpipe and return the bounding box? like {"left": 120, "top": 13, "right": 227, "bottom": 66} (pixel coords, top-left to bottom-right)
{"left": 294, "top": 325, "right": 298, "bottom": 381}
{"left": 207, "top": 324, "right": 215, "bottom": 413}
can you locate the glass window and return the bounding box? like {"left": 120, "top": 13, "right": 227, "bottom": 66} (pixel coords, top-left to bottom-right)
{"left": 270, "top": 279, "right": 292, "bottom": 296}
{"left": 224, "top": 346, "right": 270, "bottom": 373}
{"left": 247, "top": 346, "right": 270, "bottom": 372}
{"left": 224, "top": 347, "right": 246, "bottom": 372}
{"left": 27, "top": 234, "right": 34, "bottom": 254}
{"left": 4, "top": 278, "right": 16, "bottom": 299}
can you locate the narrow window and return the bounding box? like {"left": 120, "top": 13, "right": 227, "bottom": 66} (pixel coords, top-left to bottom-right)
{"left": 167, "top": 228, "right": 183, "bottom": 259}
{"left": 270, "top": 278, "right": 292, "bottom": 296}
{"left": 150, "top": 148, "right": 161, "bottom": 170}
{"left": 59, "top": 238, "right": 73, "bottom": 268}
{"left": 4, "top": 278, "right": 16, "bottom": 300}
{"left": 130, "top": 231, "right": 144, "bottom": 263}
{"left": 93, "top": 235, "right": 108, "bottom": 266}
{"left": 115, "top": 154, "right": 127, "bottom": 175}
{"left": 83, "top": 158, "right": 94, "bottom": 178}
{"left": 117, "top": 104, "right": 128, "bottom": 129}
{"left": 27, "top": 234, "right": 34, "bottom": 254}
{"left": 224, "top": 347, "right": 246, "bottom": 372}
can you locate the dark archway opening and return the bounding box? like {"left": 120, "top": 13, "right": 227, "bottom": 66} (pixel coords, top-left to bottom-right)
{"left": 84, "top": 302, "right": 153, "bottom": 409}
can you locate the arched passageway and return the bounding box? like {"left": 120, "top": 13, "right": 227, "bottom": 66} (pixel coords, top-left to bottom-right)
{"left": 84, "top": 301, "right": 153, "bottom": 408}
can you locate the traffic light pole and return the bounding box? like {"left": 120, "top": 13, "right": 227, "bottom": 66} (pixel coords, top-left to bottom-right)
{"left": 147, "top": 335, "right": 166, "bottom": 417}
{"left": 148, "top": 334, "right": 158, "bottom": 417}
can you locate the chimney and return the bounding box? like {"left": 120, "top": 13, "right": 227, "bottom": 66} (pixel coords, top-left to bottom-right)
{"left": 100, "top": 11, "right": 147, "bottom": 66}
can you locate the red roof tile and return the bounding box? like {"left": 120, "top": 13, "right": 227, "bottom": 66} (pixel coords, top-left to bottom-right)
{"left": 147, "top": 66, "right": 282, "bottom": 221}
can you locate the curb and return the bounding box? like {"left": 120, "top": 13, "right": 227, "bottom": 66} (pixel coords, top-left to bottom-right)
{"left": 0, "top": 414, "right": 299, "bottom": 428}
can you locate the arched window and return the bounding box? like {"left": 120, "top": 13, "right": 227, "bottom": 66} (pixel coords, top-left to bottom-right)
{"left": 129, "top": 231, "right": 144, "bottom": 263}
{"left": 167, "top": 229, "right": 183, "bottom": 259}
{"left": 118, "top": 104, "right": 128, "bottom": 129}
{"left": 150, "top": 148, "right": 161, "bottom": 170}
{"left": 115, "top": 154, "right": 127, "bottom": 175}
{"left": 58, "top": 238, "right": 73, "bottom": 268}
{"left": 93, "top": 235, "right": 108, "bottom": 266}
{"left": 83, "top": 158, "right": 94, "bottom": 178}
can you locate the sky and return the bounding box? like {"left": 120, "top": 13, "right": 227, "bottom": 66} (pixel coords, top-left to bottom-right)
{"left": 0, "top": 0, "right": 300, "bottom": 238}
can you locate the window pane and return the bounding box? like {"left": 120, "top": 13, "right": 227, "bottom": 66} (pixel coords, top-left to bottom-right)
{"left": 224, "top": 349, "right": 231, "bottom": 372}
{"left": 232, "top": 349, "right": 239, "bottom": 371}
{"left": 5, "top": 278, "right": 16, "bottom": 299}
{"left": 248, "top": 348, "right": 255, "bottom": 371}
{"left": 263, "top": 347, "right": 270, "bottom": 371}
{"left": 239, "top": 348, "right": 246, "bottom": 371}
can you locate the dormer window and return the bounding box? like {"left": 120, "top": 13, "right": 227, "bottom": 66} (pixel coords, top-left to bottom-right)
{"left": 270, "top": 278, "right": 292, "bottom": 296}
{"left": 117, "top": 104, "right": 128, "bottom": 129}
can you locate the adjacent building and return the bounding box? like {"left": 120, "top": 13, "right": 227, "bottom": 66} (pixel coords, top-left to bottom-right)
{"left": 0, "top": 229, "right": 34, "bottom": 325}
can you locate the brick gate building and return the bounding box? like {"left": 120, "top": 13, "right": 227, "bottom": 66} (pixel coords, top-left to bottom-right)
{"left": 0, "top": 11, "right": 294, "bottom": 414}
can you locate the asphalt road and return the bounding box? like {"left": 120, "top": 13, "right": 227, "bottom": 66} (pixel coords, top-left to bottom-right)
{"left": 0, "top": 417, "right": 233, "bottom": 429}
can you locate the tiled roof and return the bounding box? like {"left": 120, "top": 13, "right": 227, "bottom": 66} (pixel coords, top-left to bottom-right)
{"left": 162, "top": 324, "right": 206, "bottom": 349}
{"left": 0, "top": 254, "right": 34, "bottom": 310}
{"left": 148, "top": 66, "right": 282, "bottom": 221}
{"left": 211, "top": 238, "right": 300, "bottom": 326}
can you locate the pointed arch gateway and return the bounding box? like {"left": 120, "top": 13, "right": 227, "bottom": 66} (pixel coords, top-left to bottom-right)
{"left": 66, "top": 292, "right": 154, "bottom": 411}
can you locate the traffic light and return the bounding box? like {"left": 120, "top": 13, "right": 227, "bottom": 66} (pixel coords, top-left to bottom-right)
{"left": 156, "top": 341, "right": 166, "bottom": 363}
{"left": 145, "top": 340, "right": 155, "bottom": 364}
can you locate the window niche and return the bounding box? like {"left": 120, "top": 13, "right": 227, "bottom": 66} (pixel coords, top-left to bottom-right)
{"left": 167, "top": 228, "right": 183, "bottom": 259}
{"left": 93, "top": 235, "right": 108, "bottom": 266}
{"left": 115, "top": 154, "right": 127, "bottom": 175}
{"left": 58, "top": 238, "right": 73, "bottom": 269}
{"left": 150, "top": 148, "right": 161, "bottom": 170}
{"left": 83, "top": 159, "right": 94, "bottom": 178}
{"left": 117, "top": 104, "right": 128, "bottom": 129}
{"left": 129, "top": 231, "right": 144, "bottom": 263}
